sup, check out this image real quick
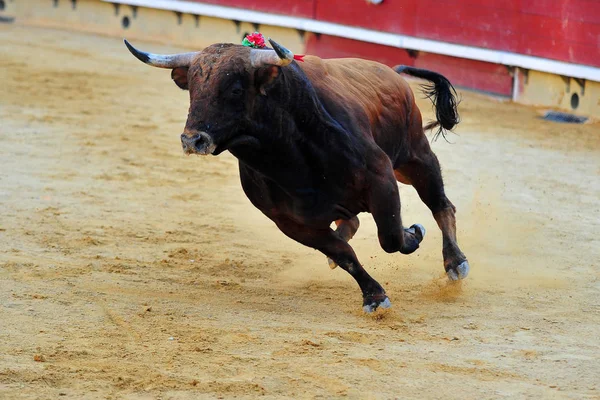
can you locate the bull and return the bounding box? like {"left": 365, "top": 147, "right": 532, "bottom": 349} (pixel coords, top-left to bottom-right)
{"left": 124, "top": 38, "right": 469, "bottom": 312}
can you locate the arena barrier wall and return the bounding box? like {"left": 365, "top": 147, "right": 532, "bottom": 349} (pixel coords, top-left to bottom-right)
{"left": 1, "top": 0, "right": 599, "bottom": 118}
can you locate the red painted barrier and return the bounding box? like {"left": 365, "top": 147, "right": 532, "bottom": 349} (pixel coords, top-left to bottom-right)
{"left": 181, "top": 0, "right": 598, "bottom": 94}
{"left": 315, "top": 0, "right": 600, "bottom": 67}
{"left": 185, "top": 0, "right": 600, "bottom": 68}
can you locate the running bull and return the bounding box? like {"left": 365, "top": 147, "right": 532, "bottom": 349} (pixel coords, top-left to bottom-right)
{"left": 124, "top": 38, "right": 470, "bottom": 312}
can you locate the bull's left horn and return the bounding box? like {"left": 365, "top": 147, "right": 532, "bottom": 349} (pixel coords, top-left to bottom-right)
{"left": 250, "top": 39, "right": 294, "bottom": 67}
{"left": 124, "top": 39, "right": 198, "bottom": 68}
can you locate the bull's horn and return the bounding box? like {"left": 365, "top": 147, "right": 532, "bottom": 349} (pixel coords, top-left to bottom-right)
{"left": 250, "top": 39, "right": 294, "bottom": 67}
{"left": 124, "top": 39, "right": 198, "bottom": 68}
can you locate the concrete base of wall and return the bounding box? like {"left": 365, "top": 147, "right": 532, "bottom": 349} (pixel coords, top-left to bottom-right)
{"left": 2, "top": 0, "right": 598, "bottom": 118}
{"left": 517, "top": 69, "right": 600, "bottom": 118}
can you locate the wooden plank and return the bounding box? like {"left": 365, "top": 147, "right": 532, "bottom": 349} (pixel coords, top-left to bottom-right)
{"left": 314, "top": 0, "right": 417, "bottom": 35}
{"left": 518, "top": 14, "right": 600, "bottom": 44}
{"left": 185, "top": 0, "right": 316, "bottom": 18}
{"left": 413, "top": 1, "right": 520, "bottom": 51}
{"left": 519, "top": 36, "right": 600, "bottom": 67}
{"left": 425, "top": 0, "right": 521, "bottom": 12}
{"left": 521, "top": 0, "right": 600, "bottom": 24}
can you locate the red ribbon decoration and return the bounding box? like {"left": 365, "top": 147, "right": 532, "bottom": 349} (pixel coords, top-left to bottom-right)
{"left": 243, "top": 32, "right": 306, "bottom": 62}
{"left": 242, "top": 32, "right": 266, "bottom": 48}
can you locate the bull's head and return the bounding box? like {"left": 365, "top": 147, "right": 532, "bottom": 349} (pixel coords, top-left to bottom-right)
{"left": 124, "top": 38, "right": 296, "bottom": 156}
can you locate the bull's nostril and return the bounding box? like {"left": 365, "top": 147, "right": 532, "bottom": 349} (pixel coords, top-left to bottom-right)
{"left": 193, "top": 136, "right": 207, "bottom": 151}
{"left": 180, "top": 132, "right": 212, "bottom": 154}
{"left": 181, "top": 133, "right": 200, "bottom": 147}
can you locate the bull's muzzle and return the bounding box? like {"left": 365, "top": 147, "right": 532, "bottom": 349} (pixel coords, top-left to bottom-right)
{"left": 180, "top": 131, "right": 216, "bottom": 155}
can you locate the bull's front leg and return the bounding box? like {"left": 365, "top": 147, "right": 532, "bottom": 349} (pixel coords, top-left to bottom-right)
{"left": 368, "top": 162, "right": 426, "bottom": 255}
{"left": 327, "top": 216, "right": 360, "bottom": 269}
{"left": 273, "top": 216, "right": 390, "bottom": 313}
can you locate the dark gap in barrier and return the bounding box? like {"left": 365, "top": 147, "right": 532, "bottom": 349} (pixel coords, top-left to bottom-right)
{"left": 71, "top": 0, "right": 76, "bottom": 10}
{"left": 121, "top": 15, "right": 130, "bottom": 29}
{"left": 522, "top": 69, "right": 529, "bottom": 84}
{"left": 406, "top": 49, "right": 419, "bottom": 59}
{"left": 193, "top": 14, "right": 200, "bottom": 28}
{"left": 0, "top": 0, "right": 5, "bottom": 11}
{"left": 174, "top": 11, "right": 182, "bottom": 25}
{"left": 296, "top": 29, "right": 305, "bottom": 43}
{"left": 252, "top": 22, "right": 260, "bottom": 32}
{"left": 130, "top": 5, "right": 138, "bottom": 18}
{"left": 53, "top": 0, "right": 59, "bottom": 8}
{"left": 542, "top": 111, "right": 587, "bottom": 124}
{"left": 570, "top": 93, "right": 579, "bottom": 110}
{"left": 113, "top": 3, "right": 120, "bottom": 16}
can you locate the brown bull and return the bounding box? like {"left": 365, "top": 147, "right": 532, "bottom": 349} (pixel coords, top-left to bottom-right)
{"left": 125, "top": 38, "right": 469, "bottom": 312}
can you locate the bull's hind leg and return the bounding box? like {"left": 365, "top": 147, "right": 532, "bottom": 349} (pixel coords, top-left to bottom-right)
{"left": 368, "top": 155, "right": 426, "bottom": 256}
{"left": 395, "top": 148, "right": 469, "bottom": 280}
{"left": 327, "top": 217, "right": 360, "bottom": 269}
{"left": 273, "top": 216, "right": 389, "bottom": 312}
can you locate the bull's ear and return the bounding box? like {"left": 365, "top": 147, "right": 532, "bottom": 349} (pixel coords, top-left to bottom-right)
{"left": 171, "top": 67, "right": 189, "bottom": 90}
{"left": 255, "top": 66, "right": 279, "bottom": 95}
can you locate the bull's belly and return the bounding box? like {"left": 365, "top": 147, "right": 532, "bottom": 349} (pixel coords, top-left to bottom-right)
{"left": 277, "top": 196, "right": 358, "bottom": 226}
{"left": 239, "top": 163, "right": 365, "bottom": 227}
{"left": 258, "top": 188, "right": 360, "bottom": 227}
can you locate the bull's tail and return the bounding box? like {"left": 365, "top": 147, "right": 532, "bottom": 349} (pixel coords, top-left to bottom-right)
{"left": 394, "top": 65, "right": 460, "bottom": 142}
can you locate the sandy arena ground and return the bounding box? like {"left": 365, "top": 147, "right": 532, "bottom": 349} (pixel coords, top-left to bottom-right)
{"left": 1, "top": 25, "right": 599, "bottom": 399}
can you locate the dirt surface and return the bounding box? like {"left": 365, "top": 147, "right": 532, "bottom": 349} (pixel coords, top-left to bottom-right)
{"left": 1, "top": 25, "right": 599, "bottom": 399}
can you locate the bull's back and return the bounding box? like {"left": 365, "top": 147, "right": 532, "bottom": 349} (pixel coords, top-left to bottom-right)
{"left": 299, "top": 56, "right": 416, "bottom": 151}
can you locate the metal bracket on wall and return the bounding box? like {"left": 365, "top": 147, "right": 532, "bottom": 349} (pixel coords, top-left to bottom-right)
{"left": 573, "top": 78, "right": 585, "bottom": 96}
{"left": 561, "top": 76, "right": 571, "bottom": 93}
{"left": 174, "top": 11, "right": 182, "bottom": 25}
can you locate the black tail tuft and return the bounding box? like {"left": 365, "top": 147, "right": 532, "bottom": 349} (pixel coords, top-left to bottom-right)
{"left": 395, "top": 65, "right": 460, "bottom": 142}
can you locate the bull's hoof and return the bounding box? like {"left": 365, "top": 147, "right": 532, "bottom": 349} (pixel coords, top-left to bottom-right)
{"left": 362, "top": 296, "right": 391, "bottom": 313}
{"left": 400, "top": 224, "right": 426, "bottom": 254}
{"left": 409, "top": 223, "right": 426, "bottom": 241}
{"left": 447, "top": 260, "right": 470, "bottom": 281}
{"left": 327, "top": 257, "right": 337, "bottom": 269}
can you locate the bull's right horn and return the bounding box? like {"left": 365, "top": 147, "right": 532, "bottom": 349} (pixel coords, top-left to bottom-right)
{"left": 249, "top": 39, "right": 295, "bottom": 68}
{"left": 124, "top": 39, "right": 198, "bottom": 68}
